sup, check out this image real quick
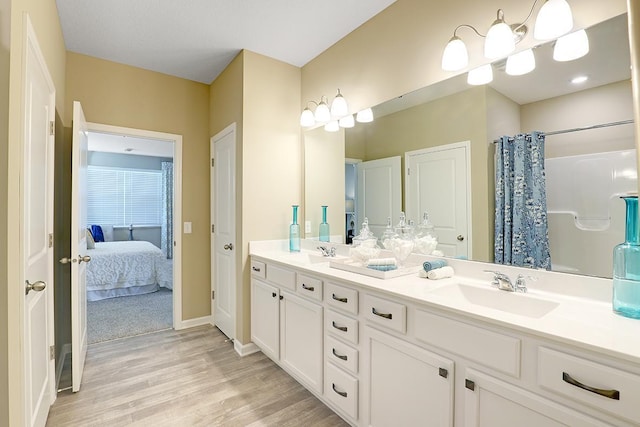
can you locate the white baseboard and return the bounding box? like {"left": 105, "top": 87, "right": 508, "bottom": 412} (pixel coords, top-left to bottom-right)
{"left": 234, "top": 340, "right": 260, "bottom": 357}
{"left": 55, "top": 343, "right": 71, "bottom": 390}
{"left": 174, "top": 315, "right": 213, "bottom": 330}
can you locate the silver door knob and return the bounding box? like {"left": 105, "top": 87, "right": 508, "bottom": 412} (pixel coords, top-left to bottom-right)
{"left": 25, "top": 280, "right": 46, "bottom": 295}
{"left": 457, "top": 235, "right": 464, "bottom": 241}
{"left": 59, "top": 257, "right": 74, "bottom": 264}
{"left": 78, "top": 255, "right": 91, "bottom": 263}
{"left": 224, "top": 243, "right": 234, "bottom": 250}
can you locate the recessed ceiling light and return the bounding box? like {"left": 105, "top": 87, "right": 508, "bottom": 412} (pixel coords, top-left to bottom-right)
{"left": 571, "top": 75, "right": 588, "bottom": 84}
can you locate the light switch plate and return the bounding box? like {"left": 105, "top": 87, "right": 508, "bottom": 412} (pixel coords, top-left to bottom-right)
{"left": 305, "top": 220, "right": 311, "bottom": 233}
{"left": 184, "top": 222, "right": 192, "bottom": 234}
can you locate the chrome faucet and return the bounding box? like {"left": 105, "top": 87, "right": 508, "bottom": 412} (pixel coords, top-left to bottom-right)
{"left": 484, "top": 270, "right": 531, "bottom": 293}
{"left": 317, "top": 246, "right": 336, "bottom": 257}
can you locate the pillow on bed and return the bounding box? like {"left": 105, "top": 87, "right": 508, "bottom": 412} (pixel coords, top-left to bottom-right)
{"left": 86, "top": 229, "right": 95, "bottom": 249}
{"left": 101, "top": 224, "right": 114, "bottom": 242}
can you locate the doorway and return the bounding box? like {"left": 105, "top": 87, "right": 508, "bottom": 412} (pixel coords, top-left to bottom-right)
{"left": 53, "top": 122, "right": 183, "bottom": 391}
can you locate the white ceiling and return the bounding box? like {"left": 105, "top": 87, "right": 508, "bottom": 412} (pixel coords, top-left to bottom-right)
{"left": 56, "top": 0, "right": 397, "bottom": 84}
{"left": 88, "top": 132, "right": 175, "bottom": 158}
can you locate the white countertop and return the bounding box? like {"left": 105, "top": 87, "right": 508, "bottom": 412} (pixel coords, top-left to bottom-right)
{"left": 250, "top": 239, "right": 640, "bottom": 366}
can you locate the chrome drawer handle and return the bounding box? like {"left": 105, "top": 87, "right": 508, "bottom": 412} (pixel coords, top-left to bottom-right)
{"left": 332, "top": 348, "right": 348, "bottom": 361}
{"left": 332, "top": 321, "right": 348, "bottom": 332}
{"left": 332, "top": 293, "right": 348, "bottom": 303}
{"left": 302, "top": 283, "right": 315, "bottom": 292}
{"left": 562, "top": 372, "right": 620, "bottom": 400}
{"left": 372, "top": 307, "right": 392, "bottom": 319}
{"left": 252, "top": 266, "right": 261, "bottom": 272}
{"left": 332, "top": 383, "right": 347, "bottom": 398}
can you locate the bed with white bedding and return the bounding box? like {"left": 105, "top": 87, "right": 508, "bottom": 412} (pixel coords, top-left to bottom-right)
{"left": 86, "top": 240, "right": 171, "bottom": 301}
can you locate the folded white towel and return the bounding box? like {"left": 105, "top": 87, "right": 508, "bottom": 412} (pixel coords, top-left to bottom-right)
{"left": 367, "top": 257, "right": 397, "bottom": 266}
{"left": 426, "top": 266, "right": 455, "bottom": 280}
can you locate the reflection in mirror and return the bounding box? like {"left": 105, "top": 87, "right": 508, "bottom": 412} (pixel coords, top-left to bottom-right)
{"left": 304, "top": 13, "right": 635, "bottom": 279}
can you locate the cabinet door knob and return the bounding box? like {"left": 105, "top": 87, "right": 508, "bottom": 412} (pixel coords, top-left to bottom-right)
{"left": 562, "top": 372, "right": 620, "bottom": 400}
{"left": 224, "top": 243, "right": 234, "bottom": 250}
{"left": 465, "top": 379, "right": 475, "bottom": 391}
{"left": 457, "top": 235, "right": 464, "bottom": 241}
{"left": 271, "top": 292, "right": 277, "bottom": 298}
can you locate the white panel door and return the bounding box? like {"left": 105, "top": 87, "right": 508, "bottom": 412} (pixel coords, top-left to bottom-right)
{"left": 356, "top": 156, "right": 402, "bottom": 238}
{"left": 212, "top": 124, "right": 236, "bottom": 340}
{"left": 406, "top": 142, "right": 470, "bottom": 258}
{"left": 22, "top": 16, "right": 56, "bottom": 427}
{"left": 71, "top": 101, "right": 89, "bottom": 392}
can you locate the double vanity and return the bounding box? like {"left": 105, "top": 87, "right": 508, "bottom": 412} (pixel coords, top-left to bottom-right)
{"left": 249, "top": 239, "right": 640, "bottom": 426}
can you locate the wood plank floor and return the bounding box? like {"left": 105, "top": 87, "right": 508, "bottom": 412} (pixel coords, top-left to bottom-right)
{"left": 46, "top": 325, "right": 349, "bottom": 427}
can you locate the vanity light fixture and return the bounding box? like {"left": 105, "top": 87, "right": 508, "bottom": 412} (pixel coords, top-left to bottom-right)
{"left": 356, "top": 108, "right": 374, "bottom": 123}
{"left": 553, "top": 29, "right": 589, "bottom": 62}
{"left": 339, "top": 114, "right": 355, "bottom": 128}
{"left": 300, "top": 90, "right": 349, "bottom": 128}
{"left": 505, "top": 48, "right": 536, "bottom": 76}
{"left": 324, "top": 120, "right": 340, "bottom": 132}
{"left": 441, "top": 0, "right": 578, "bottom": 82}
{"left": 467, "top": 64, "right": 494, "bottom": 85}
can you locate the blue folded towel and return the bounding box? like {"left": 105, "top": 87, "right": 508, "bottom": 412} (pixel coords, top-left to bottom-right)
{"left": 91, "top": 225, "right": 105, "bottom": 242}
{"left": 423, "top": 259, "right": 447, "bottom": 272}
{"left": 368, "top": 265, "right": 398, "bottom": 272}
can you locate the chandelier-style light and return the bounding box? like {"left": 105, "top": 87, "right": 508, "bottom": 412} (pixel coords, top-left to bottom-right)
{"left": 441, "top": 0, "right": 582, "bottom": 84}
{"left": 300, "top": 90, "right": 375, "bottom": 130}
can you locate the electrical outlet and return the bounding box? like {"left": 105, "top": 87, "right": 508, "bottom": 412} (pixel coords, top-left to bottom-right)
{"left": 305, "top": 220, "right": 311, "bottom": 233}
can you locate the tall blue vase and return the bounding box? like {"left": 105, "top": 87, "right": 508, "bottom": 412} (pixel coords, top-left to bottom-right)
{"left": 319, "top": 205, "right": 330, "bottom": 242}
{"left": 289, "top": 205, "right": 301, "bottom": 252}
{"left": 613, "top": 196, "right": 640, "bottom": 318}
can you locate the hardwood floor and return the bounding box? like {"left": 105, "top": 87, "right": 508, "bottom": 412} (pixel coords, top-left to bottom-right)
{"left": 46, "top": 325, "right": 348, "bottom": 427}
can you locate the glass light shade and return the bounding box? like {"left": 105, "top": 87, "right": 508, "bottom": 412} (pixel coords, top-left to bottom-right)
{"left": 330, "top": 92, "right": 349, "bottom": 117}
{"left": 442, "top": 36, "right": 468, "bottom": 71}
{"left": 553, "top": 29, "right": 589, "bottom": 62}
{"left": 356, "top": 108, "right": 374, "bottom": 123}
{"left": 534, "top": 0, "right": 573, "bottom": 41}
{"left": 314, "top": 101, "right": 331, "bottom": 122}
{"left": 506, "top": 49, "right": 536, "bottom": 76}
{"left": 324, "top": 121, "right": 339, "bottom": 132}
{"left": 300, "top": 107, "right": 315, "bottom": 127}
{"left": 467, "top": 64, "right": 493, "bottom": 85}
{"left": 484, "top": 20, "right": 515, "bottom": 59}
{"left": 339, "top": 114, "right": 355, "bottom": 128}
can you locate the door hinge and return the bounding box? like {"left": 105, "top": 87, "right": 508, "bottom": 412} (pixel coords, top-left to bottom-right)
{"left": 211, "top": 224, "right": 215, "bottom": 233}
{"left": 407, "top": 167, "right": 411, "bottom": 176}
{"left": 49, "top": 345, "right": 55, "bottom": 360}
{"left": 212, "top": 290, "right": 215, "bottom": 300}
{"left": 49, "top": 121, "right": 54, "bottom": 136}
{"left": 211, "top": 158, "right": 214, "bottom": 167}
{"left": 48, "top": 233, "right": 53, "bottom": 248}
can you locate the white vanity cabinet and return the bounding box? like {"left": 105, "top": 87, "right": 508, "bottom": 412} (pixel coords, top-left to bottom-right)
{"left": 250, "top": 260, "right": 324, "bottom": 394}
{"left": 363, "top": 325, "right": 455, "bottom": 427}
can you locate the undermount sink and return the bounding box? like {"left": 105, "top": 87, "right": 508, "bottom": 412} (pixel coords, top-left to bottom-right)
{"left": 429, "top": 283, "right": 560, "bottom": 318}
{"left": 281, "top": 251, "right": 348, "bottom": 265}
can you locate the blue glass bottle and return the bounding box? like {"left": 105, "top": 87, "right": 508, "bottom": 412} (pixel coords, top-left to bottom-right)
{"left": 613, "top": 196, "right": 640, "bottom": 319}
{"left": 319, "top": 205, "right": 330, "bottom": 242}
{"left": 289, "top": 205, "right": 301, "bottom": 252}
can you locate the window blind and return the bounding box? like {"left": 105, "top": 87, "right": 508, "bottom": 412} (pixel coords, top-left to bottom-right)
{"left": 87, "top": 165, "right": 163, "bottom": 226}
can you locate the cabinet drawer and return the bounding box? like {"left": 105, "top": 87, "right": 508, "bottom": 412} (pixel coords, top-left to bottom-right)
{"left": 326, "top": 335, "right": 358, "bottom": 375}
{"left": 325, "top": 362, "right": 358, "bottom": 421}
{"left": 326, "top": 309, "right": 358, "bottom": 344}
{"left": 297, "top": 274, "right": 323, "bottom": 301}
{"left": 363, "top": 294, "right": 406, "bottom": 334}
{"left": 324, "top": 282, "right": 358, "bottom": 315}
{"left": 415, "top": 309, "right": 521, "bottom": 377}
{"left": 266, "top": 264, "right": 296, "bottom": 290}
{"left": 250, "top": 260, "right": 266, "bottom": 279}
{"left": 538, "top": 347, "right": 640, "bottom": 424}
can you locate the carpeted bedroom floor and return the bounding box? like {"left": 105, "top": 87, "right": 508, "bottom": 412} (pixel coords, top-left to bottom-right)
{"left": 87, "top": 288, "right": 173, "bottom": 344}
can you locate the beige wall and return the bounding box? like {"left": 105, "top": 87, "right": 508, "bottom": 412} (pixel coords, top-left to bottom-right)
{"left": 521, "top": 80, "right": 635, "bottom": 158}
{"left": 301, "top": 0, "right": 626, "bottom": 116}
{"left": 65, "top": 52, "right": 211, "bottom": 321}
{"left": 4, "top": 0, "right": 67, "bottom": 425}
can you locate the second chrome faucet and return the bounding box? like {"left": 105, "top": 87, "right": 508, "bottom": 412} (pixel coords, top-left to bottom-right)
{"left": 484, "top": 270, "right": 529, "bottom": 293}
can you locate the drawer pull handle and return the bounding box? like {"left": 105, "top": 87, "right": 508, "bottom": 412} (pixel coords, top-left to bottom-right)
{"left": 332, "top": 321, "right": 348, "bottom": 332}
{"left": 252, "top": 266, "right": 261, "bottom": 272}
{"left": 332, "top": 293, "right": 348, "bottom": 303}
{"left": 562, "top": 372, "right": 620, "bottom": 400}
{"left": 332, "top": 383, "right": 348, "bottom": 398}
{"left": 302, "top": 283, "right": 315, "bottom": 292}
{"left": 372, "top": 307, "right": 393, "bottom": 319}
{"left": 332, "top": 348, "right": 348, "bottom": 361}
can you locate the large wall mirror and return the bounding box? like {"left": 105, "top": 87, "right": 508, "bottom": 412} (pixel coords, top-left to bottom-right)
{"left": 304, "top": 12, "right": 635, "bottom": 279}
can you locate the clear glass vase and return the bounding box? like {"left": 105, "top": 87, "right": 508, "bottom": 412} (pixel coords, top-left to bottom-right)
{"left": 289, "top": 205, "right": 301, "bottom": 252}
{"left": 613, "top": 195, "right": 640, "bottom": 319}
{"left": 319, "top": 205, "right": 330, "bottom": 242}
